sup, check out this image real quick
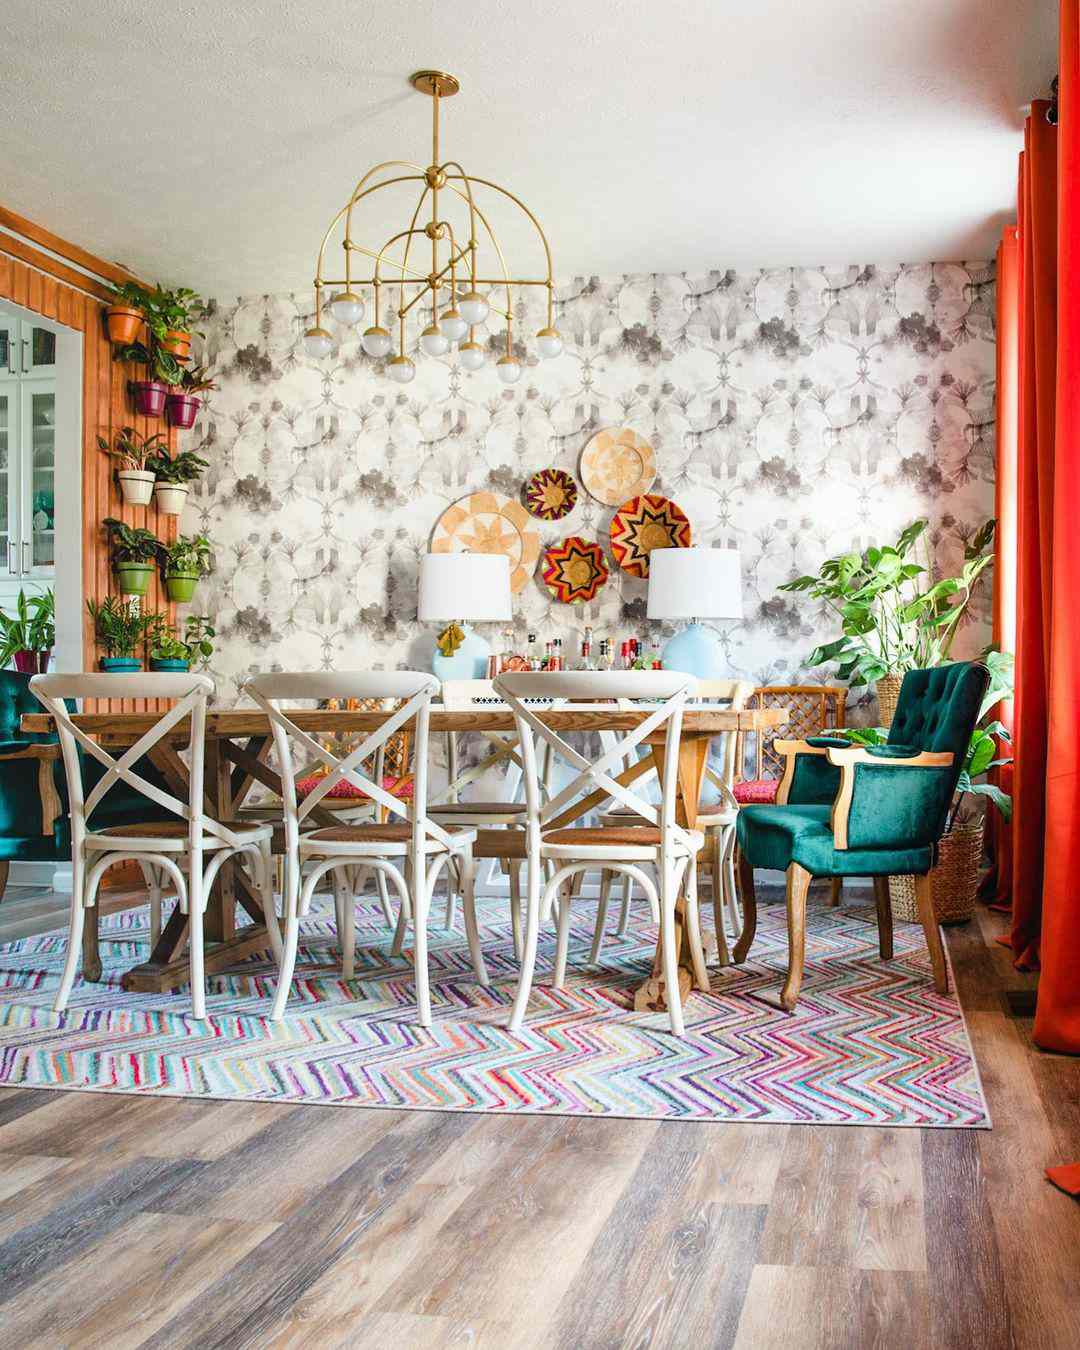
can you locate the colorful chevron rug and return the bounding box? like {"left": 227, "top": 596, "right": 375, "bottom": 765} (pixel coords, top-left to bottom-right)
{"left": 0, "top": 893, "right": 989, "bottom": 1127}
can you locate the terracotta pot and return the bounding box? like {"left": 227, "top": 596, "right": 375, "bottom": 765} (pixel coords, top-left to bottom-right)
{"left": 114, "top": 561, "right": 154, "bottom": 596}
{"left": 165, "top": 572, "right": 199, "bottom": 603}
{"left": 106, "top": 306, "right": 143, "bottom": 344}
{"left": 161, "top": 329, "right": 192, "bottom": 359}
{"left": 153, "top": 483, "right": 189, "bottom": 516}
{"left": 165, "top": 393, "right": 201, "bottom": 429}
{"left": 12, "top": 649, "right": 50, "bottom": 674}
{"left": 130, "top": 380, "right": 168, "bottom": 417}
{"left": 117, "top": 469, "right": 156, "bottom": 506}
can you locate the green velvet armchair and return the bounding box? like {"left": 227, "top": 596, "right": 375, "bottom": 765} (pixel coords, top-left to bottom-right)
{"left": 733, "top": 661, "right": 990, "bottom": 1010}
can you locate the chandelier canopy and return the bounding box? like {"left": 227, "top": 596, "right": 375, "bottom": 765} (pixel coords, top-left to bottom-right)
{"left": 304, "top": 70, "right": 561, "bottom": 384}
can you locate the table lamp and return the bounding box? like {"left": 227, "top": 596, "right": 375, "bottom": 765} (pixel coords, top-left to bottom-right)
{"left": 418, "top": 552, "right": 513, "bottom": 679}
{"left": 646, "top": 547, "right": 743, "bottom": 678}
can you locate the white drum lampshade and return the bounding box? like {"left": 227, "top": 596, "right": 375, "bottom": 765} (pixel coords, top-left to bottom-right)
{"left": 418, "top": 553, "right": 512, "bottom": 678}
{"left": 647, "top": 547, "right": 742, "bottom": 677}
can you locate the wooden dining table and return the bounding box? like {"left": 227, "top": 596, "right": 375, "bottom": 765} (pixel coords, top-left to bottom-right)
{"left": 21, "top": 703, "right": 788, "bottom": 1015}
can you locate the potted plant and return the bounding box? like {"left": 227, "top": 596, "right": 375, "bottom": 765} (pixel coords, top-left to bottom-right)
{"left": 779, "top": 519, "right": 995, "bottom": 725}
{"left": 165, "top": 365, "right": 218, "bottom": 430}
{"left": 104, "top": 280, "right": 153, "bottom": 346}
{"left": 114, "top": 340, "right": 184, "bottom": 418}
{"left": 87, "top": 595, "right": 153, "bottom": 672}
{"left": 102, "top": 518, "right": 164, "bottom": 596}
{"left": 152, "top": 287, "right": 205, "bottom": 361}
{"left": 147, "top": 613, "right": 215, "bottom": 671}
{"left": 96, "top": 426, "right": 170, "bottom": 506}
{"left": 162, "top": 533, "right": 212, "bottom": 602}
{"left": 0, "top": 588, "right": 55, "bottom": 673}
{"left": 147, "top": 447, "right": 210, "bottom": 516}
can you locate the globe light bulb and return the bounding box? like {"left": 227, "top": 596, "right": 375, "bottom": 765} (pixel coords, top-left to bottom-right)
{"left": 361, "top": 325, "right": 392, "bottom": 358}
{"left": 328, "top": 290, "right": 365, "bottom": 326}
{"left": 496, "top": 354, "right": 522, "bottom": 385}
{"left": 420, "top": 323, "right": 450, "bottom": 357}
{"left": 303, "top": 326, "right": 334, "bottom": 359}
{"left": 458, "top": 291, "right": 490, "bottom": 326}
{"left": 439, "top": 307, "right": 468, "bottom": 341}
{"left": 387, "top": 355, "right": 416, "bottom": 384}
{"left": 535, "top": 326, "right": 564, "bottom": 359}
{"left": 458, "top": 340, "right": 486, "bottom": 371}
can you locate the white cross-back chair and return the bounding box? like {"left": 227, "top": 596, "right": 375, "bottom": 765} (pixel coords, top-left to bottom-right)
{"left": 598, "top": 678, "right": 754, "bottom": 963}
{"left": 493, "top": 669, "right": 706, "bottom": 1036}
{"left": 30, "top": 673, "right": 277, "bottom": 1020}
{"left": 245, "top": 671, "right": 483, "bottom": 1026}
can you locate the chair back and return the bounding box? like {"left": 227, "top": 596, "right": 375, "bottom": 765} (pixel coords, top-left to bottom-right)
{"left": 888, "top": 662, "right": 990, "bottom": 837}
{"left": 28, "top": 672, "right": 229, "bottom": 851}
{"left": 245, "top": 671, "right": 446, "bottom": 854}
{"left": 743, "top": 684, "right": 847, "bottom": 781}
{"left": 493, "top": 670, "right": 697, "bottom": 855}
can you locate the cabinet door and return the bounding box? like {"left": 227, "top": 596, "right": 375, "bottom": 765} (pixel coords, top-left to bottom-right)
{"left": 0, "top": 315, "right": 19, "bottom": 383}
{"left": 22, "top": 322, "right": 57, "bottom": 375}
{"left": 20, "top": 381, "right": 55, "bottom": 576}
{"left": 0, "top": 388, "right": 15, "bottom": 576}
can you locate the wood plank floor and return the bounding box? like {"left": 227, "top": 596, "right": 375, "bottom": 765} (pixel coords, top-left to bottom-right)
{"left": 0, "top": 893, "right": 1078, "bottom": 1349}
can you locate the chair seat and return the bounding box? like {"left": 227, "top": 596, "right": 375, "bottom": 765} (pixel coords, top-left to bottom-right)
{"left": 429, "top": 801, "right": 526, "bottom": 819}
{"left": 85, "top": 820, "right": 272, "bottom": 853}
{"left": 301, "top": 822, "right": 475, "bottom": 856}
{"left": 735, "top": 803, "right": 931, "bottom": 877}
{"left": 733, "top": 778, "right": 778, "bottom": 804}
{"left": 541, "top": 825, "right": 705, "bottom": 859}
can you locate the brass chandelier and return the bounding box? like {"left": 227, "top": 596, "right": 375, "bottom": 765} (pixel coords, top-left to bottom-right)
{"left": 303, "top": 70, "right": 562, "bottom": 384}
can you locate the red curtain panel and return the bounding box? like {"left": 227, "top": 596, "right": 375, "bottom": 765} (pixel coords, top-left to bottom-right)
{"left": 1034, "top": 0, "right": 1080, "bottom": 1055}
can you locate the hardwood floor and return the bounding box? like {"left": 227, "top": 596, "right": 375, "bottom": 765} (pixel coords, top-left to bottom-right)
{"left": 0, "top": 893, "right": 1078, "bottom": 1348}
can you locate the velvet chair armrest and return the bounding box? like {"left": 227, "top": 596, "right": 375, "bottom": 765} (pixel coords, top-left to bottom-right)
{"left": 774, "top": 738, "right": 849, "bottom": 806}
{"left": 825, "top": 746, "right": 954, "bottom": 849}
{"left": 0, "top": 742, "right": 62, "bottom": 836}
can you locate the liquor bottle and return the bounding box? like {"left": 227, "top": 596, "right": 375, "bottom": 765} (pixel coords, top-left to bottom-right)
{"left": 526, "top": 632, "right": 540, "bottom": 671}
{"left": 543, "top": 640, "right": 554, "bottom": 671}
{"left": 619, "top": 640, "right": 630, "bottom": 670}
{"left": 580, "top": 626, "right": 594, "bottom": 670}
{"left": 650, "top": 641, "right": 663, "bottom": 670}
{"left": 598, "top": 637, "right": 611, "bottom": 670}
{"left": 487, "top": 629, "right": 502, "bottom": 680}
{"left": 553, "top": 637, "right": 564, "bottom": 672}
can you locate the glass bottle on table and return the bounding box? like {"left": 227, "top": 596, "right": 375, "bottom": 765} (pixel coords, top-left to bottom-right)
{"left": 527, "top": 632, "right": 541, "bottom": 671}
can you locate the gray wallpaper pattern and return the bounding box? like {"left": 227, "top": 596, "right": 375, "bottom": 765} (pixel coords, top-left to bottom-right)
{"left": 182, "top": 263, "right": 997, "bottom": 709}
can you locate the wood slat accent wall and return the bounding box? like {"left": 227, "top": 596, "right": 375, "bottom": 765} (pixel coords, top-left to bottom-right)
{"left": 0, "top": 235, "right": 178, "bottom": 708}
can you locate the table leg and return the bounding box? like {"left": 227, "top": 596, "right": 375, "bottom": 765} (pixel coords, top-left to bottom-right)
{"left": 82, "top": 904, "right": 102, "bottom": 983}
{"left": 633, "top": 733, "right": 711, "bottom": 1016}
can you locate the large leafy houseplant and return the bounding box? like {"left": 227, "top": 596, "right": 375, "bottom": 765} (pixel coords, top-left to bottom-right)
{"left": 97, "top": 426, "right": 169, "bottom": 505}
{"left": 102, "top": 518, "right": 164, "bottom": 596}
{"left": 778, "top": 519, "right": 995, "bottom": 687}
{"left": 104, "top": 279, "right": 155, "bottom": 345}
{"left": 162, "top": 533, "right": 213, "bottom": 601}
{"left": 0, "top": 589, "right": 55, "bottom": 672}
{"left": 87, "top": 596, "right": 154, "bottom": 669}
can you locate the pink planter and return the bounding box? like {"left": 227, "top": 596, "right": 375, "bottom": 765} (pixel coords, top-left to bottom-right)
{"left": 130, "top": 380, "right": 168, "bottom": 417}
{"left": 12, "top": 650, "right": 50, "bottom": 674}
{"left": 165, "top": 393, "right": 201, "bottom": 429}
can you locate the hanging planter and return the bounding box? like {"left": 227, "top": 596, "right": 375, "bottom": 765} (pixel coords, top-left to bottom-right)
{"left": 88, "top": 595, "right": 154, "bottom": 673}
{"left": 161, "top": 534, "right": 213, "bottom": 604}
{"left": 102, "top": 518, "right": 164, "bottom": 598}
{"left": 149, "top": 657, "right": 189, "bottom": 672}
{"left": 161, "top": 329, "right": 192, "bottom": 360}
{"left": 100, "top": 656, "right": 142, "bottom": 673}
{"left": 98, "top": 428, "right": 170, "bottom": 506}
{"left": 106, "top": 307, "right": 143, "bottom": 345}
{"left": 129, "top": 380, "right": 169, "bottom": 417}
{"left": 114, "top": 562, "right": 154, "bottom": 596}
{"left": 146, "top": 447, "right": 209, "bottom": 516}
{"left": 116, "top": 469, "right": 156, "bottom": 506}
{"left": 11, "top": 649, "right": 51, "bottom": 674}
{"left": 153, "top": 482, "right": 190, "bottom": 516}
{"left": 165, "top": 571, "right": 199, "bottom": 603}
{"left": 165, "top": 393, "right": 201, "bottom": 429}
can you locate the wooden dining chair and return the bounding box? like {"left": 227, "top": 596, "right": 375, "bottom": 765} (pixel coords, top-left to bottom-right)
{"left": 245, "top": 671, "right": 483, "bottom": 1026}
{"left": 493, "top": 669, "right": 705, "bottom": 1036}
{"left": 30, "top": 672, "right": 278, "bottom": 1019}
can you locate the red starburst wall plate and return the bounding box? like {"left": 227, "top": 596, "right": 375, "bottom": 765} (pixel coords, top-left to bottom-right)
{"left": 541, "top": 537, "right": 609, "bottom": 604}
{"left": 524, "top": 468, "right": 578, "bottom": 520}
{"left": 609, "top": 494, "right": 692, "bottom": 578}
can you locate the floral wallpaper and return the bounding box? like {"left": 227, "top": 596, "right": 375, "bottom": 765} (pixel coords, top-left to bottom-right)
{"left": 183, "top": 262, "right": 996, "bottom": 714}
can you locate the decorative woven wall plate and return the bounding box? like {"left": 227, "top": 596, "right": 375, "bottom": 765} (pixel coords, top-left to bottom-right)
{"left": 579, "top": 427, "right": 656, "bottom": 506}
{"left": 524, "top": 468, "right": 578, "bottom": 520}
{"left": 541, "top": 536, "right": 609, "bottom": 603}
{"left": 609, "top": 494, "right": 691, "bottom": 578}
{"left": 431, "top": 491, "right": 540, "bottom": 593}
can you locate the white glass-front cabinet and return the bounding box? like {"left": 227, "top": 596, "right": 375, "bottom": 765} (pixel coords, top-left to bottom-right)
{"left": 0, "top": 315, "right": 56, "bottom": 604}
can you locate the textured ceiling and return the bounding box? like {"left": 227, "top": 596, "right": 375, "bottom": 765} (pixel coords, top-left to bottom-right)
{"left": 0, "top": 1, "right": 1056, "bottom": 296}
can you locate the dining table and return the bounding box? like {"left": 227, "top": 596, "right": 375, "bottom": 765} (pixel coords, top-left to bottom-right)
{"left": 21, "top": 702, "right": 788, "bottom": 1015}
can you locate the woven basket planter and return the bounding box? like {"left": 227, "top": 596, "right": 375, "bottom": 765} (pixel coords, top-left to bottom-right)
{"left": 875, "top": 673, "right": 904, "bottom": 728}
{"left": 889, "top": 819, "right": 985, "bottom": 925}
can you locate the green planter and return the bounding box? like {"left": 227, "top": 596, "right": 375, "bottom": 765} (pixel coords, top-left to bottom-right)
{"left": 114, "top": 562, "right": 154, "bottom": 596}
{"left": 100, "top": 656, "right": 141, "bottom": 673}
{"left": 165, "top": 572, "right": 199, "bottom": 603}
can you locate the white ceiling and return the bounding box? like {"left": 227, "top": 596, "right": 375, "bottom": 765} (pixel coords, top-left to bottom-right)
{"left": 0, "top": 1, "right": 1057, "bottom": 297}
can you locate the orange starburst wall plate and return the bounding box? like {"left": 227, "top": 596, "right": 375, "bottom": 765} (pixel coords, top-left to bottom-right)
{"left": 609, "top": 494, "right": 691, "bottom": 578}
{"left": 524, "top": 468, "right": 578, "bottom": 520}
{"left": 431, "top": 491, "right": 541, "bottom": 594}
{"left": 542, "top": 537, "right": 609, "bottom": 604}
{"left": 579, "top": 427, "right": 656, "bottom": 506}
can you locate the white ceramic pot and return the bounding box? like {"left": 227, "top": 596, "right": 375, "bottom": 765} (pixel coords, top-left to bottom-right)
{"left": 153, "top": 483, "right": 190, "bottom": 516}
{"left": 117, "top": 469, "right": 155, "bottom": 507}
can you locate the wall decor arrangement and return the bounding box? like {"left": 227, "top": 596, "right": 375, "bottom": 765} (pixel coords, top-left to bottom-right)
{"left": 430, "top": 491, "right": 541, "bottom": 594}
{"left": 179, "top": 263, "right": 996, "bottom": 702}
{"left": 579, "top": 427, "right": 656, "bottom": 506}
{"left": 609, "top": 494, "right": 692, "bottom": 577}
{"left": 541, "top": 537, "right": 609, "bottom": 604}
{"left": 524, "top": 468, "right": 578, "bottom": 520}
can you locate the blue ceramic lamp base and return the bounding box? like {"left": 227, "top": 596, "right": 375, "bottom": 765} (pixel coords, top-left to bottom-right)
{"left": 432, "top": 624, "right": 492, "bottom": 681}
{"left": 661, "top": 622, "right": 727, "bottom": 680}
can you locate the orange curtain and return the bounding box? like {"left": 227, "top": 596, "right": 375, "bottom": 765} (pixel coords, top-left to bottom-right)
{"left": 1034, "top": 0, "right": 1080, "bottom": 1054}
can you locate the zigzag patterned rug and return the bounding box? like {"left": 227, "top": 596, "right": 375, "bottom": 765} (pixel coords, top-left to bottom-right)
{"left": 0, "top": 894, "right": 989, "bottom": 1127}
